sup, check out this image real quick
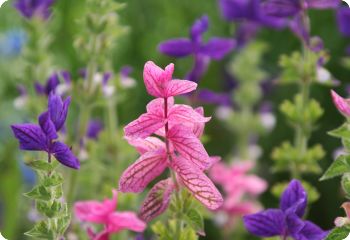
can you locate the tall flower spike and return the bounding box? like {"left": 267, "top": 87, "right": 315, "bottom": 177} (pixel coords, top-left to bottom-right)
{"left": 11, "top": 93, "right": 79, "bottom": 169}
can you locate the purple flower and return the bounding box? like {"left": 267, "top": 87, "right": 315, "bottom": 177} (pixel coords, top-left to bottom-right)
{"left": 244, "top": 179, "right": 327, "bottom": 240}
{"left": 263, "top": 0, "right": 340, "bottom": 45}
{"left": 86, "top": 120, "right": 103, "bottom": 140}
{"left": 158, "top": 15, "right": 235, "bottom": 83}
{"left": 197, "top": 89, "right": 232, "bottom": 106}
{"left": 35, "top": 71, "right": 71, "bottom": 96}
{"left": 337, "top": 7, "right": 350, "bottom": 37}
{"left": 11, "top": 93, "right": 80, "bottom": 169}
{"left": 14, "top": 0, "right": 55, "bottom": 20}
{"left": 219, "top": 0, "right": 286, "bottom": 28}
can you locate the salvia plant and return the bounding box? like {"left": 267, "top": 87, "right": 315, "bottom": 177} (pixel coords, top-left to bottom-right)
{"left": 4, "top": 0, "right": 350, "bottom": 239}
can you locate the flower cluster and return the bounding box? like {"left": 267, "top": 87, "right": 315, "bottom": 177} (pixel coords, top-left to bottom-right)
{"left": 11, "top": 93, "right": 80, "bottom": 169}
{"left": 74, "top": 190, "right": 146, "bottom": 240}
{"left": 119, "top": 61, "right": 223, "bottom": 221}
{"left": 244, "top": 179, "right": 327, "bottom": 240}
{"left": 210, "top": 161, "right": 267, "bottom": 226}
{"left": 14, "top": 0, "right": 55, "bottom": 20}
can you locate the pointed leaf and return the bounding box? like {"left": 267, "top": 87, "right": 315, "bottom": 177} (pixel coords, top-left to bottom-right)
{"left": 184, "top": 209, "right": 205, "bottom": 236}
{"left": 321, "top": 155, "right": 350, "bottom": 180}
{"left": 119, "top": 150, "right": 168, "bottom": 193}
{"left": 124, "top": 113, "right": 166, "bottom": 139}
{"left": 171, "top": 155, "right": 223, "bottom": 210}
{"left": 168, "top": 125, "right": 211, "bottom": 170}
{"left": 24, "top": 186, "right": 51, "bottom": 201}
{"left": 328, "top": 123, "right": 350, "bottom": 139}
{"left": 140, "top": 178, "right": 174, "bottom": 222}
{"left": 165, "top": 80, "right": 197, "bottom": 97}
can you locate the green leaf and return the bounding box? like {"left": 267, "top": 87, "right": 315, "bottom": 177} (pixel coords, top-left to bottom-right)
{"left": 24, "top": 186, "right": 51, "bottom": 201}
{"left": 325, "top": 226, "right": 350, "bottom": 240}
{"left": 27, "top": 160, "right": 57, "bottom": 172}
{"left": 342, "top": 174, "right": 350, "bottom": 199}
{"left": 24, "top": 221, "right": 54, "bottom": 239}
{"left": 184, "top": 209, "right": 205, "bottom": 236}
{"left": 321, "top": 155, "right": 350, "bottom": 181}
{"left": 42, "top": 173, "right": 63, "bottom": 187}
{"left": 329, "top": 124, "right": 350, "bottom": 139}
{"left": 56, "top": 214, "right": 71, "bottom": 235}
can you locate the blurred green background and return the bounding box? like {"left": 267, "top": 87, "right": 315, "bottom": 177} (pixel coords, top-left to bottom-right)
{"left": 0, "top": 0, "right": 349, "bottom": 239}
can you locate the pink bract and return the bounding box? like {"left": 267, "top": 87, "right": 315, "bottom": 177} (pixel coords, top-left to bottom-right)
{"left": 331, "top": 90, "right": 350, "bottom": 118}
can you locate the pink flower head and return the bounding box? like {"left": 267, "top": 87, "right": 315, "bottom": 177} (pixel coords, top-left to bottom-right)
{"left": 143, "top": 61, "right": 197, "bottom": 98}
{"left": 74, "top": 190, "right": 146, "bottom": 239}
{"left": 210, "top": 161, "right": 267, "bottom": 220}
{"left": 120, "top": 61, "right": 223, "bottom": 223}
{"left": 331, "top": 90, "right": 350, "bottom": 118}
{"left": 334, "top": 202, "right": 350, "bottom": 227}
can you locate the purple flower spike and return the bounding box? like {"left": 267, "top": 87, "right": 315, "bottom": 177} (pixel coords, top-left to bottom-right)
{"left": 244, "top": 179, "right": 327, "bottom": 240}
{"left": 338, "top": 8, "right": 350, "bottom": 37}
{"left": 14, "top": 0, "right": 55, "bottom": 20}
{"left": 11, "top": 93, "right": 79, "bottom": 169}
{"left": 158, "top": 15, "right": 235, "bottom": 83}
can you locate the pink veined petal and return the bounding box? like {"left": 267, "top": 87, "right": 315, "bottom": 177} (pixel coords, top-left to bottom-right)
{"left": 139, "top": 178, "right": 175, "bottom": 222}
{"left": 74, "top": 190, "right": 118, "bottom": 224}
{"left": 124, "top": 112, "right": 166, "bottom": 139}
{"left": 171, "top": 155, "right": 223, "bottom": 210}
{"left": 193, "top": 107, "right": 205, "bottom": 138}
{"left": 119, "top": 150, "right": 168, "bottom": 193}
{"left": 126, "top": 137, "right": 165, "bottom": 154}
{"left": 146, "top": 97, "right": 174, "bottom": 116}
{"left": 165, "top": 80, "right": 197, "bottom": 97}
{"left": 331, "top": 90, "right": 350, "bottom": 118}
{"left": 143, "top": 61, "right": 173, "bottom": 97}
{"left": 168, "top": 124, "right": 211, "bottom": 170}
{"left": 168, "top": 104, "right": 211, "bottom": 125}
{"left": 107, "top": 212, "right": 146, "bottom": 233}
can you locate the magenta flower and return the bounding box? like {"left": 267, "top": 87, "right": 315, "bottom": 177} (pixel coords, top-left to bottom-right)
{"left": 74, "top": 190, "right": 146, "bottom": 240}
{"left": 210, "top": 161, "right": 266, "bottom": 225}
{"left": 331, "top": 90, "right": 350, "bottom": 118}
{"left": 11, "top": 93, "right": 80, "bottom": 169}
{"left": 158, "top": 16, "right": 235, "bottom": 83}
{"left": 244, "top": 180, "right": 327, "bottom": 240}
{"left": 119, "top": 61, "right": 223, "bottom": 214}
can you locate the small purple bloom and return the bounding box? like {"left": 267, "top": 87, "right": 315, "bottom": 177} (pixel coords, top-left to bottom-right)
{"left": 158, "top": 15, "right": 235, "bottom": 83}
{"left": 86, "top": 120, "right": 103, "bottom": 140}
{"left": 119, "top": 66, "right": 136, "bottom": 88}
{"left": 197, "top": 89, "right": 232, "bottom": 106}
{"left": 337, "top": 7, "right": 350, "bottom": 37}
{"left": 244, "top": 179, "right": 327, "bottom": 240}
{"left": 35, "top": 71, "right": 71, "bottom": 96}
{"left": 14, "top": 0, "right": 55, "bottom": 20}
{"left": 11, "top": 93, "right": 79, "bottom": 169}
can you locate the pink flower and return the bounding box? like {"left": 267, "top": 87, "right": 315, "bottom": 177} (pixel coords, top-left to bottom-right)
{"left": 143, "top": 61, "right": 197, "bottom": 98}
{"left": 74, "top": 190, "right": 146, "bottom": 240}
{"left": 209, "top": 161, "right": 267, "bottom": 225}
{"left": 334, "top": 202, "right": 350, "bottom": 227}
{"left": 120, "top": 62, "right": 223, "bottom": 220}
{"left": 331, "top": 90, "right": 350, "bottom": 118}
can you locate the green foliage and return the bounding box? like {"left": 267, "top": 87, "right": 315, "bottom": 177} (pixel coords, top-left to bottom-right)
{"left": 151, "top": 220, "right": 198, "bottom": 240}
{"left": 341, "top": 174, "right": 350, "bottom": 199}
{"left": 325, "top": 226, "right": 350, "bottom": 240}
{"left": 24, "top": 161, "right": 70, "bottom": 239}
{"left": 272, "top": 141, "right": 324, "bottom": 174}
{"left": 321, "top": 155, "right": 350, "bottom": 180}
{"left": 280, "top": 95, "right": 324, "bottom": 128}
{"left": 328, "top": 123, "right": 350, "bottom": 139}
